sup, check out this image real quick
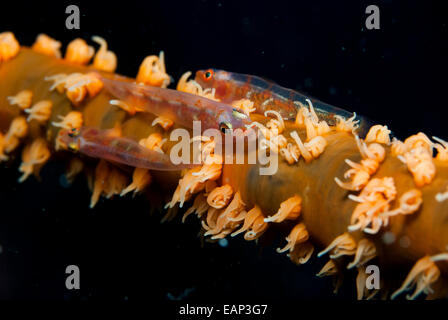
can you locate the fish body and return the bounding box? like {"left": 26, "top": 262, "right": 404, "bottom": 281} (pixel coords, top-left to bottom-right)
{"left": 195, "top": 69, "right": 375, "bottom": 136}
{"left": 59, "top": 127, "right": 194, "bottom": 171}
{"left": 100, "top": 75, "right": 252, "bottom": 134}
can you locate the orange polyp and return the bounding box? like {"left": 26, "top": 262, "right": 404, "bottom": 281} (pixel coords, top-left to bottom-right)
{"left": 207, "top": 184, "right": 233, "bottom": 209}
{"left": 52, "top": 111, "right": 83, "bottom": 131}
{"left": 139, "top": 133, "right": 167, "bottom": 154}
{"left": 298, "top": 100, "right": 331, "bottom": 140}
{"left": 0, "top": 134, "right": 8, "bottom": 161}
{"left": 2, "top": 117, "right": 27, "bottom": 155}
{"left": 433, "top": 136, "right": 448, "bottom": 161}
{"left": 92, "top": 36, "right": 117, "bottom": 73}
{"left": 5, "top": 116, "right": 28, "bottom": 145}
{"left": 109, "top": 99, "right": 139, "bottom": 115}
{"left": 182, "top": 193, "right": 208, "bottom": 223}
{"left": 335, "top": 138, "right": 386, "bottom": 192}
{"left": 90, "top": 160, "right": 110, "bottom": 208}
{"left": 66, "top": 86, "right": 87, "bottom": 105}
{"left": 404, "top": 132, "right": 433, "bottom": 153}
{"left": 290, "top": 131, "right": 312, "bottom": 162}
{"left": 288, "top": 242, "right": 314, "bottom": 265}
{"left": 365, "top": 124, "right": 391, "bottom": 145}
{"left": 265, "top": 110, "right": 285, "bottom": 134}
{"left": 84, "top": 73, "right": 104, "bottom": 97}
{"left": 231, "top": 205, "right": 267, "bottom": 240}
{"left": 264, "top": 195, "right": 302, "bottom": 223}
{"left": 276, "top": 223, "right": 309, "bottom": 253}
{"left": 7, "top": 89, "right": 33, "bottom": 110}
{"left": 103, "top": 168, "right": 128, "bottom": 199}
{"left": 32, "top": 34, "right": 62, "bottom": 58}
{"left": 65, "top": 158, "right": 84, "bottom": 184}
{"left": 0, "top": 32, "right": 20, "bottom": 62}
{"left": 316, "top": 259, "right": 338, "bottom": 277}
{"left": 65, "top": 38, "right": 94, "bottom": 65}
{"left": 347, "top": 239, "right": 377, "bottom": 269}
{"left": 121, "top": 167, "right": 152, "bottom": 197}
{"left": 203, "top": 191, "right": 246, "bottom": 239}
{"left": 24, "top": 100, "right": 53, "bottom": 123}
{"left": 232, "top": 99, "right": 255, "bottom": 116}
{"left": 152, "top": 116, "right": 174, "bottom": 131}
{"left": 18, "top": 138, "right": 50, "bottom": 183}
{"left": 305, "top": 136, "right": 327, "bottom": 158}
{"left": 279, "top": 143, "right": 300, "bottom": 164}
{"left": 400, "top": 146, "right": 436, "bottom": 187}
{"left": 136, "top": 52, "right": 170, "bottom": 88}
{"left": 335, "top": 113, "right": 359, "bottom": 133}
{"left": 317, "top": 233, "right": 357, "bottom": 259}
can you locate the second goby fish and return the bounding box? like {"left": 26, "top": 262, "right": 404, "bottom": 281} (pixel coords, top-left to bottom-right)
{"left": 98, "top": 74, "right": 252, "bottom": 134}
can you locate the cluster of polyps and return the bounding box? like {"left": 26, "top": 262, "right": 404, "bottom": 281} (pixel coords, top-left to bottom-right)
{"left": 166, "top": 153, "right": 223, "bottom": 209}
{"left": 391, "top": 254, "right": 448, "bottom": 300}
{"left": 3, "top": 31, "right": 448, "bottom": 301}
{"left": 261, "top": 195, "right": 315, "bottom": 265}
{"left": 15, "top": 43, "right": 166, "bottom": 206}
{"left": 4, "top": 87, "right": 56, "bottom": 182}
{"left": 335, "top": 135, "right": 386, "bottom": 192}
{"left": 317, "top": 233, "right": 378, "bottom": 298}
{"left": 318, "top": 234, "right": 376, "bottom": 267}
{"left": 63, "top": 36, "right": 116, "bottom": 72}
{"left": 89, "top": 160, "right": 128, "bottom": 208}
{"left": 181, "top": 183, "right": 268, "bottom": 241}
{"left": 272, "top": 100, "right": 329, "bottom": 164}
{"left": 393, "top": 133, "right": 448, "bottom": 203}
{"left": 35, "top": 35, "right": 118, "bottom": 104}
{"left": 249, "top": 109, "right": 288, "bottom": 155}
{"left": 393, "top": 132, "right": 436, "bottom": 187}
{"left": 336, "top": 131, "right": 435, "bottom": 237}
{"left": 348, "top": 177, "right": 397, "bottom": 234}
{"left": 34, "top": 34, "right": 174, "bottom": 207}
{"left": 347, "top": 178, "right": 422, "bottom": 236}
{"left": 46, "top": 72, "right": 103, "bottom": 105}
{"left": 6, "top": 80, "right": 86, "bottom": 178}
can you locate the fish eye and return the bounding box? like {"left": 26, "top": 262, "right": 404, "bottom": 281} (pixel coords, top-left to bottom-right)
{"left": 203, "top": 69, "right": 214, "bottom": 81}
{"left": 68, "top": 127, "right": 79, "bottom": 138}
{"left": 219, "top": 122, "right": 232, "bottom": 134}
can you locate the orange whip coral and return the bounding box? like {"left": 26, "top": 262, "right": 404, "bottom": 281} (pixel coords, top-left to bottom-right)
{"left": 1, "top": 32, "right": 447, "bottom": 300}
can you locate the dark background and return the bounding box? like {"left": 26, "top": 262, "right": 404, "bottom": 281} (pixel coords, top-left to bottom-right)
{"left": 0, "top": 0, "right": 446, "bottom": 304}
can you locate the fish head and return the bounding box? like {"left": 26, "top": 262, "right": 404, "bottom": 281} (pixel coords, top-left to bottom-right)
{"left": 57, "top": 127, "right": 82, "bottom": 152}
{"left": 195, "top": 69, "right": 232, "bottom": 100}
